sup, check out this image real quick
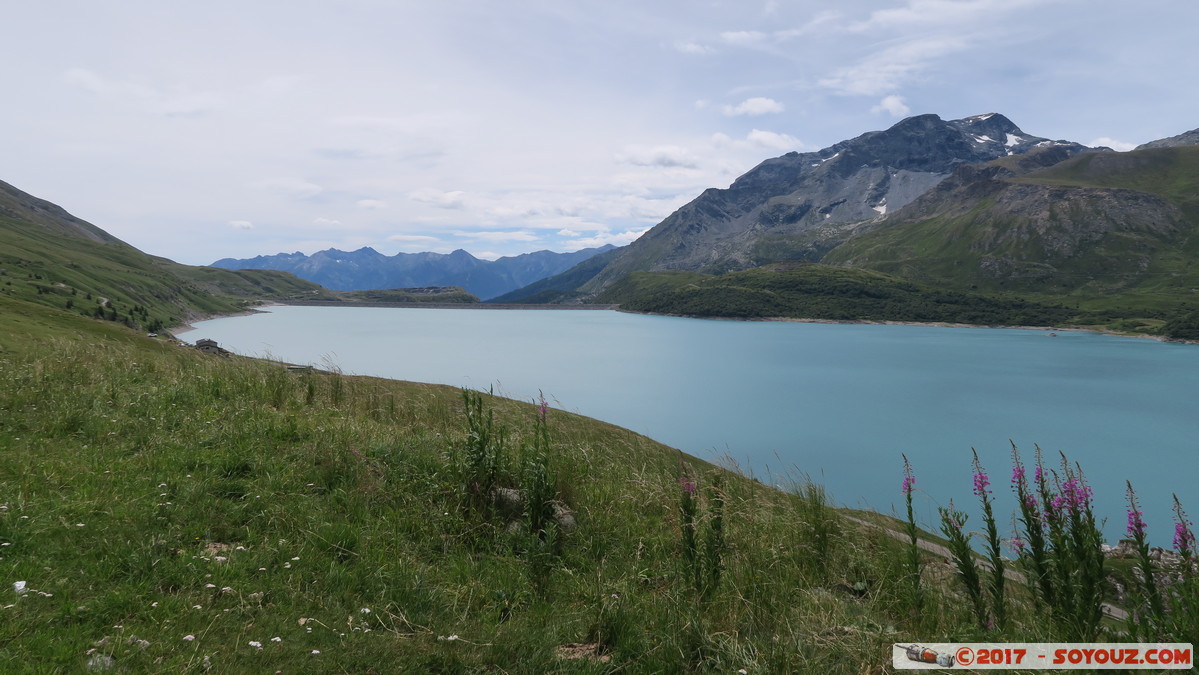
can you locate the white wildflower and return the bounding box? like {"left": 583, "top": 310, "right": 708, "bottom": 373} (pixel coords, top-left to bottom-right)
{"left": 13, "top": 581, "right": 26, "bottom": 595}
{"left": 183, "top": 634, "right": 195, "bottom": 641}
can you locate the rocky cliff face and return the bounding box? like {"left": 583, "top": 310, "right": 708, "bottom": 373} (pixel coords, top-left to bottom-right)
{"left": 572, "top": 113, "right": 1086, "bottom": 296}
{"left": 1136, "top": 127, "right": 1199, "bottom": 150}
{"left": 823, "top": 145, "right": 1194, "bottom": 293}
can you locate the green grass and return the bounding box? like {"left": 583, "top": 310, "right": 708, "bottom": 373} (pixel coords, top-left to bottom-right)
{"left": 4, "top": 296, "right": 1193, "bottom": 671}
{"left": 0, "top": 211, "right": 337, "bottom": 335}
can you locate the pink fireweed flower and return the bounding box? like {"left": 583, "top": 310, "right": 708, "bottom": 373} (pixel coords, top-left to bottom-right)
{"left": 1011, "top": 465, "right": 1025, "bottom": 485}
{"left": 1126, "top": 482, "right": 1146, "bottom": 538}
{"left": 1023, "top": 493, "right": 1038, "bottom": 512}
{"left": 970, "top": 451, "right": 990, "bottom": 497}
{"left": 1173, "top": 497, "right": 1195, "bottom": 553}
{"left": 901, "top": 455, "right": 916, "bottom": 496}
{"left": 1173, "top": 522, "right": 1195, "bottom": 552}
{"left": 537, "top": 393, "right": 548, "bottom": 422}
{"left": 1127, "top": 508, "right": 1146, "bottom": 539}
{"left": 972, "top": 470, "right": 990, "bottom": 497}
{"left": 678, "top": 476, "right": 696, "bottom": 494}
{"left": 1048, "top": 494, "right": 1067, "bottom": 520}
{"left": 1063, "top": 478, "right": 1092, "bottom": 511}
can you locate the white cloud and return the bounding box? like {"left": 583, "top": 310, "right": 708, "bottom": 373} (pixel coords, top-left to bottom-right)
{"left": 254, "top": 178, "right": 324, "bottom": 199}
{"left": 746, "top": 129, "right": 804, "bottom": 151}
{"left": 818, "top": 36, "right": 968, "bottom": 96}
{"left": 409, "top": 188, "right": 467, "bottom": 210}
{"left": 673, "top": 40, "right": 713, "bottom": 55}
{"left": 387, "top": 234, "right": 441, "bottom": 244}
{"left": 64, "top": 67, "right": 225, "bottom": 117}
{"left": 720, "top": 31, "right": 769, "bottom": 47}
{"left": 557, "top": 228, "right": 581, "bottom": 237}
{"left": 228, "top": 220, "right": 253, "bottom": 230}
{"left": 563, "top": 228, "right": 649, "bottom": 249}
{"left": 1088, "top": 137, "right": 1136, "bottom": 152}
{"left": 722, "top": 97, "right": 785, "bottom": 117}
{"left": 356, "top": 199, "right": 387, "bottom": 210}
{"left": 616, "top": 145, "right": 699, "bottom": 168}
{"left": 457, "top": 230, "right": 541, "bottom": 243}
{"left": 851, "top": 0, "right": 1055, "bottom": 32}
{"left": 872, "top": 95, "right": 911, "bottom": 117}
{"left": 313, "top": 217, "right": 342, "bottom": 227}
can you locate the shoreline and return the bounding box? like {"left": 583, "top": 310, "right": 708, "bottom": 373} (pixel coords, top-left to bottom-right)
{"left": 170, "top": 301, "right": 1195, "bottom": 346}
{"left": 612, "top": 307, "right": 1198, "bottom": 345}
{"left": 168, "top": 303, "right": 278, "bottom": 336}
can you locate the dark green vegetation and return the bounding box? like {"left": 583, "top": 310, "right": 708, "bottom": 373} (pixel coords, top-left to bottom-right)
{"left": 599, "top": 263, "right": 1078, "bottom": 326}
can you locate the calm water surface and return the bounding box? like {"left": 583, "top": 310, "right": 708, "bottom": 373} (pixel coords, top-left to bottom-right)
{"left": 189, "top": 306, "right": 1199, "bottom": 543}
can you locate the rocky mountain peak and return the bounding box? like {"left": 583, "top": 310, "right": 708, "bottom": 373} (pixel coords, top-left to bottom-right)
{"left": 514, "top": 113, "right": 1096, "bottom": 300}
{"left": 1136, "top": 127, "right": 1199, "bottom": 150}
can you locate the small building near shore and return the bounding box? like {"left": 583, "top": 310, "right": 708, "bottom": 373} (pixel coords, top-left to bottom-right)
{"left": 195, "top": 338, "right": 231, "bottom": 357}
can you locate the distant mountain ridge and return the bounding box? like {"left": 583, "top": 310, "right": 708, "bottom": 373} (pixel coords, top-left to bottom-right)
{"left": 1136, "top": 127, "right": 1199, "bottom": 150}
{"left": 212, "top": 245, "right": 616, "bottom": 301}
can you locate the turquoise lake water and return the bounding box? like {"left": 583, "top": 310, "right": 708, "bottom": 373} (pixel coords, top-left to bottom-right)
{"left": 188, "top": 305, "right": 1199, "bottom": 545}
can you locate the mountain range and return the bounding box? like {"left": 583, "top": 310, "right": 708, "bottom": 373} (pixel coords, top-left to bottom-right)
{"left": 212, "top": 245, "right": 615, "bottom": 301}
{"left": 4, "top": 111, "right": 1198, "bottom": 339}
{"left": 495, "top": 113, "right": 1104, "bottom": 302}
{"left": 492, "top": 114, "right": 1199, "bottom": 340}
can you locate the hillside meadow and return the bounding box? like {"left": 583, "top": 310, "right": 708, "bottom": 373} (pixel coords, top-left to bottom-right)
{"left": 2, "top": 295, "right": 1196, "bottom": 672}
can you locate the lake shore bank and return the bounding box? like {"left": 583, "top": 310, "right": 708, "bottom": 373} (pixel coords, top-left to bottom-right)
{"left": 172, "top": 300, "right": 1196, "bottom": 347}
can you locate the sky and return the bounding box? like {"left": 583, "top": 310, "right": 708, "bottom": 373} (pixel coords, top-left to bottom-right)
{"left": 2, "top": 0, "right": 1196, "bottom": 266}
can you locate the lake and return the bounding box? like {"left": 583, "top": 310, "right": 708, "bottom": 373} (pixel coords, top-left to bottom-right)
{"left": 187, "top": 305, "right": 1199, "bottom": 545}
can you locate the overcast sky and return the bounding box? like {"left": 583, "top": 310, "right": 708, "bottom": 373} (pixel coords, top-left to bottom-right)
{"left": 2, "top": 1, "right": 1196, "bottom": 265}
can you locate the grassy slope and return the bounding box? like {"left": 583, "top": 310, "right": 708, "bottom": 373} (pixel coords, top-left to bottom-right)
{"left": 821, "top": 147, "right": 1199, "bottom": 334}
{"left": 598, "top": 263, "right": 1079, "bottom": 326}
{"left": 2, "top": 294, "right": 1080, "bottom": 673}
{"left": 0, "top": 196, "right": 337, "bottom": 333}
